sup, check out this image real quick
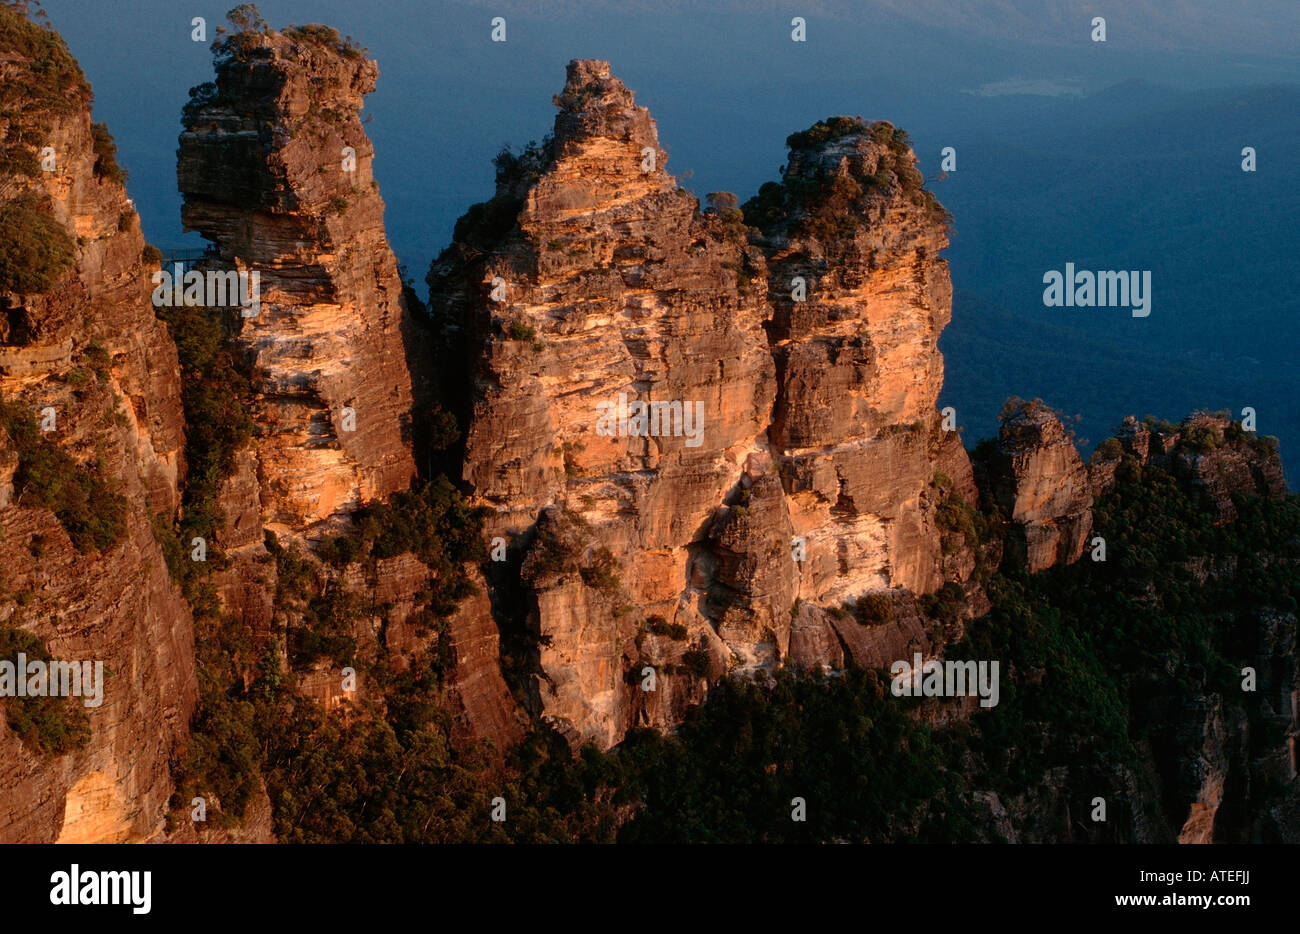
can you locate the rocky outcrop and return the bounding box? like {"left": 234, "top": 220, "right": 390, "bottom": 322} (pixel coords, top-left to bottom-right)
{"left": 975, "top": 401, "right": 1093, "bottom": 572}
{"left": 178, "top": 26, "right": 419, "bottom": 532}
{"left": 1091, "top": 413, "right": 1286, "bottom": 524}
{"left": 0, "top": 10, "right": 195, "bottom": 842}
{"left": 210, "top": 446, "right": 277, "bottom": 638}
{"left": 3, "top": 3, "right": 1293, "bottom": 844}
{"left": 703, "top": 475, "right": 798, "bottom": 671}
{"left": 1176, "top": 695, "right": 1243, "bottom": 844}
{"left": 430, "top": 65, "right": 978, "bottom": 748}
{"left": 1145, "top": 605, "right": 1298, "bottom": 844}
{"left": 753, "top": 117, "right": 979, "bottom": 603}
{"left": 430, "top": 60, "right": 781, "bottom": 748}
{"left": 169, "top": 22, "right": 523, "bottom": 776}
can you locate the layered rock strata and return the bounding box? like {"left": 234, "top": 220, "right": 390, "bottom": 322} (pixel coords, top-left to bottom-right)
{"left": 755, "top": 118, "right": 978, "bottom": 600}
{"left": 431, "top": 63, "right": 982, "bottom": 748}
{"left": 178, "top": 27, "right": 418, "bottom": 532}
{"left": 0, "top": 13, "right": 195, "bottom": 842}
{"left": 432, "top": 60, "right": 778, "bottom": 748}
{"left": 177, "top": 25, "right": 522, "bottom": 756}
{"left": 974, "top": 401, "right": 1093, "bottom": 572}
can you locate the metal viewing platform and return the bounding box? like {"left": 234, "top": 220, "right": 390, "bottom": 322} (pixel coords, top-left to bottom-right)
{"left": 158, "top": 246, "right": 220, "bottom": 272}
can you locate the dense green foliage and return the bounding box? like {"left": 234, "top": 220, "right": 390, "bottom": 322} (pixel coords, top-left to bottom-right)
{"left": 613, "top": 669, "right": 976, "bottom": 842}
{"left": 0, "top": 2, "right": 90, "bottom": 178}
{"left": 180, "top": 82, "right": 221, "bottom": 129}
{"left": 784, "top": 115, "right": 870, "bottom": 152}
{"left": 0, "top": 624, "right": 90, "bottom": 757}
{"left": 158, "top": 286, "right": 491, "bottom": 827}
{"left": 154, "top": 289, "right": 263, "bottom": 823}
{"left": 0, "top": 193, "right": 76, "bottom": 293}
{"left": 240, "top": 663, "right": 971, "bottom": 843}
{"left": 949, "top": 455, "right": 1299, "bottom": 812}
{"left": 247, "top": 665, "right": 976, "bottom": 842}
{"left": 492, "top": 135, "right": 552, "bottom": 191}
{"left": 315, "top": 476, "right": 486, "bottom": 610}
{"left": 506, "top": 320, "right": 536, "bottom": 341}
{"left": 154, "top": 304, "right": 254, "bottom": 553}
{"left": 165, "top": 387, "right": 1298, "bottom": 839}
{"left": 447, "top": 136, "right": 553, "bottom": 251}
{"left": 0, "top": 399, "right": 127, "bottom": 552}
{"left": 283, "top": 22, "right": 366, "bottom": 59}
{"left": 261, "top": 694, "right": 490, "bottom": 842}
{"left": 704, "top": 190, "right": 747, "bottom": 237}
{"left": 451, "top": 193, "right": 523, "bottom": 249}
{"left": 211, "top": 4, "right": 269, "bottom": 65}
{"left": 170, "top": 504, "right": 486, "bottom": 832}
{"left": 744, "top": 117, "right": 950, "bottom": 238}
{"left": 89, "top": 121, "right": 125, "bottom": 185}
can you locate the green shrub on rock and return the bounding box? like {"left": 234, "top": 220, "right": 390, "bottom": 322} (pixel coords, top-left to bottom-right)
{"left": 0, "top": 194, "right": 76, "bottom": 294}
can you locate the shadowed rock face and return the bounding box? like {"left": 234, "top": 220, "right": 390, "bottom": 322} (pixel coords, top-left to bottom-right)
{"left": 178, "top": 28, "right": 418, "bottom": 531}
{"left": 431, "top": 62, "right": 981, "bottom": 748}
{"left": 975, "top": 403, "right": 1093, "bottom": 573}
{"left": 0, "top": 14, "right": 195, "bottom": 842}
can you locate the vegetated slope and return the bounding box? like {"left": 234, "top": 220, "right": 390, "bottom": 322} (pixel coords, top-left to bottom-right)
{"left": 213, "top": 414, "right": 1298, "bottom": 843}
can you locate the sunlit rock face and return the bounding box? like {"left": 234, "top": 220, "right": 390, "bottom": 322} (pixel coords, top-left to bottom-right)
{"left": 975, "top": 403, "right": 1093, "bottom": 572}
{"left": 178, "top": 27, "right": 419, "bottom": 532}
{"left": 0, "top": 17, "right": 195, "bottom": 842}
{"left": 754, "top": 117, "right": 978, "bottom": 611}
{"left": 431, "top": 63, "right": 977, "bottom": 749}
{"left": 176, "top": 26, "right": 522, "bottom": 766}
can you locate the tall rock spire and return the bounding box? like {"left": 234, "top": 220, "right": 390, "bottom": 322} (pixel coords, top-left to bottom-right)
{"left": 430, "top": 69, "right": 984, "bottom": 749}
{"left": 750, "top": 117, "right": 977, "bottom": 605}
{"left": 431, "top": 59, "right": 777, "bottom": 748}
{"left": 178, "top": 24, "right": 419, "bottom": 531}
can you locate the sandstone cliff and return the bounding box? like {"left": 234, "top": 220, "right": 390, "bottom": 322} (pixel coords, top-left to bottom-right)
{"left": 431, "top": 60, "right": 776, "bottom": 748}
{"left": 961, "top": 411, "right": 1296, "bottom": 843}
{"left": 0, "top": 9, "right": 195, "bottom": 842}
{"left": 430, "top": 63, "right": 981, "bottom": 749}
{"left": 159, "top": 18, "right": 525, "bottom": 811}
{"left": 168, "top": 21, "right": 521, "bottom": 801}
{"left": 974, "top": 399, "right": 1093, "bottom": 573}
{"left": 745, "top": 116, "right": 983, "bottom": 669}
{"left": 5, "top": 11, "right": 1290, "bottom": 843}
{"left": 178, "top": 25, "right": 419, "bottom": 533}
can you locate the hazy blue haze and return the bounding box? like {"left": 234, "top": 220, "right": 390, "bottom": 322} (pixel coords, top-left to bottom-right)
{"left": 41, "top": 0, "right": 1300, "bottom": 473}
